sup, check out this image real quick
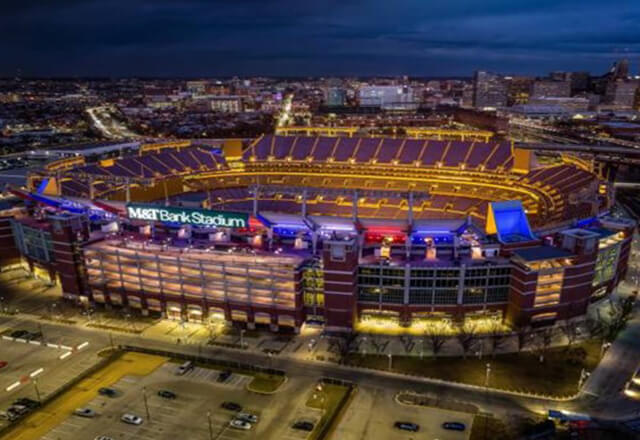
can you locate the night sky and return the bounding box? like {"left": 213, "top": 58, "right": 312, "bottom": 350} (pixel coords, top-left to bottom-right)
{"left": 2, "top": 0, "right": 638, "bottom": 77}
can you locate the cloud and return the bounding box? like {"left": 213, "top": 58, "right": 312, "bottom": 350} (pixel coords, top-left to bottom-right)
{"left": 0, "top": 0, "right": 638, "bottom": 76}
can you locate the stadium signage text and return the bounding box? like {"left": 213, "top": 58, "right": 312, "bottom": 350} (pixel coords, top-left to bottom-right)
{"left": 126, "top": 204, "right": 248, "bottom": 228}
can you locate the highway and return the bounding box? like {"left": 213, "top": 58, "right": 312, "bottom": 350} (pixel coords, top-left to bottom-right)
{"left": 86, "top": 105, "right": 139, "bottom": 140}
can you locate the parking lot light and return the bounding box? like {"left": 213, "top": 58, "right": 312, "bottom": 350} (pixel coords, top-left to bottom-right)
{"left": 207, "top": 410, "right": 213, "bottom": 440}
{"left": 142, "top": 386, "right": 151, "bottom": 421}
{"left": 33, "top": 379, "right": 41, "bottom": 403}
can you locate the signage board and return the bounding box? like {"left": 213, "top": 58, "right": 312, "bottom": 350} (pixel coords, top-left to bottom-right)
{"left": 126, "top": 204, "right": 248, "bottom": 229}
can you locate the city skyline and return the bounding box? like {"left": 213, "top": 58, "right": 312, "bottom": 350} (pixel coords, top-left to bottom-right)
{"left": 1, "top": 0, "right": 639, "bottom": 77}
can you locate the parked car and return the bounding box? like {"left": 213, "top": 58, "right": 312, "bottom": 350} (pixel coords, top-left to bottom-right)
{"left": 230, "top": 419, "right": 252, "bottom": 430}
{"left": 94, "top": 436, "right": 114, "bottom": 440}
{"left": 236, "top": 412, "right": 258, "bottom": 424}
{"left": 0, "top": 361, "right": 7, "bottom": 369}
{"left": 74, "top": 408, "right": 96, "bottom": 418}
{"left": 217, "top": 370, "right": 232, "bottom": 382}
{"left": 175, "top": 361, "right": 193, "bottom": 376}
{"left": 10, "top": 330, "right": 28, "bottom": 339}
{"left": 13, "top": 398, "right": 40, "bottom": 410}
{"left": 292, "top": 421, "right": 314, "bottom": 431}
{"left": 121, "top": 413, "right": 143, "bottom": 425}
{"left": 25, "top": 331, "right": 42, "bottom": 341}
{"left": 394, "top": 421, "right": 420, "bottom": 432}
{"left": 442, "top": 422, "right": 466, "bottom": 431}
{"left": 221, "top": 401, "right": 242, "bottom": 412}
{"left": 98, "top": 387, "right": 117, "bottom": 397}
{"left": 157, "top": 390, "right": 176, "bottom": 399}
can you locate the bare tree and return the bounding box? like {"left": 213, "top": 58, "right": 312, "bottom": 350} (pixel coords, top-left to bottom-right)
{"left": 604, "top": 295, "right": 635, "bottom": 342}
{"left": 487, "top": 323, "right": 509, "bottom": 358}
{"left": 424, "top": 324, "right": 448, "bottom": 356}
{"left": 532, "top": 328, "right": 555, "bottom": 363}
{"left": 455, "top": 322, "right": 479, "bottom": 359}
{"left": 559, "top": 319, "right": 580, "bottom": 349}
{"left": 399, "top": 334, "right": 415, "bottom": 354}
{"left": 327, "top": 332, "right": 359, "bottom": 363}
{"left": 584, "top": 316, "right": 604, "bottom": 340}
{"left": 369, "top": 333, "right": 386, "bottom": 354}
{"left": 515, "top": 327, "right": 531, "bottom": 352}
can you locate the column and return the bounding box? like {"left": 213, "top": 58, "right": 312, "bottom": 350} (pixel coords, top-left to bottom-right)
{"left": 352, "top": 190, "right": 358, "bottom": 222}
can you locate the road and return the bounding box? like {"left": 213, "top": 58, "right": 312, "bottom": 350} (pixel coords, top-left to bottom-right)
{"left": 2, "top": 308, "right": 639, "bottom": 426}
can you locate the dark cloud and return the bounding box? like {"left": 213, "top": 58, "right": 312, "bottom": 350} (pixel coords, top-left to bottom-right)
{"left": 0, "top": 0, "right": 638, "bottom": 77}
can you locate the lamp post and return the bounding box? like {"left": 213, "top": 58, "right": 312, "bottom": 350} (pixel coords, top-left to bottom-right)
{"left": 484, "top": 363, "right": 491, "bottom": 388}
{"left": 142, "top": 386, "right": 151, "bottom": 421}
{"left": 33, "top": 379, "right": 41, "bottom": 403}
{"left": 207, "top": 410, "right": 213, "bottom": 440}
{"left": 240, "top": 329, "right": 246, "bottom": 349}
{"left": 387, "top": 353, "right": 392, "bottom": 371}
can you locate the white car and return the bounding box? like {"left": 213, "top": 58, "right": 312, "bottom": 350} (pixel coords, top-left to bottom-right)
{"left": 236, "top": 412, "right": 259, "bottom": 424}
{"left": 74, "top": 408, "right": 96, "bottom": 418}
{"left": 121, "top": 413, "right": 143, "bottom": 425}
{"left": 230, "top": 419, "right": 252, "bottom": 430}
{"left": 94, "top": 437, "right": 114, "bottom": 440}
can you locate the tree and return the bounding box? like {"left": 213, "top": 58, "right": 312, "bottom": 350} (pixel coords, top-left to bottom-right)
{"left": 532, "top": 328, "right": 555, "bottom": 363}
{"left": 399, "top": 334, "right": 415, "bottom": 354}
{"left": 606, "top": 295, "right": 635, "bottom": 341}
{"left": 515, "top": 327, "right": 531, "bottom": 352}
{"left": 559, "top": 319, "right": 580, "bottom": 349}
{"left": 455, "top": 322, "right": 479, "bottom": 359}
{"left": 424, "top": 323, "right": 448, "bottom": 356}
{"left": 327, "top": 332, "right": 359, "bottom": 363}
{"left": 487, "top": 323, "right": 509, "bottom": 358}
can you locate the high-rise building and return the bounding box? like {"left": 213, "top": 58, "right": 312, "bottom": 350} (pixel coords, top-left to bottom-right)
{"left": 325, "top": 87, "right": 347, "bottom": 107}
{"left": 505, "top": 76, "right": 533, "bottom": 106}
{"left": 608, "top": 59, "right": 630, "bottom": 80}
{"left": 634, "top": 87, "right": 640, "bottom": 111}
{"left": 358, "top": 85, "right": 416, "bottom": 110}
{"left": 569, "top": 72, "right": 590, "bottom": 94}
{"left": 473, "top": 71, "right": 507, "bottom": 108}
{"left": 531, "top": 80, "right": 571, "bottom": 98}
{"left": 604, "top": 80, "right": 639, "bottom": 108}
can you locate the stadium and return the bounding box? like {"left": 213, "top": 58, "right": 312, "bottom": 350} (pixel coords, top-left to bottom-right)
{"left": 2, "top": 134, "right": 634, "bottom": 333}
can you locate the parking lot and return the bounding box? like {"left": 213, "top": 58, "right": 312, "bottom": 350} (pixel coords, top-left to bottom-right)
{"left": 333, "top": 387, "right": 473, "bottom": 440}
{"left": 0, "top": 330, "right": 99, "bottom": 427}
{"left": 31, "top": 358, "right": 324, "bottom": 440}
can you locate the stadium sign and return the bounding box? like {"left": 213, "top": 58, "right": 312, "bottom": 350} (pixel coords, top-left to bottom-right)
{"left": 126, "top": 204, "right": 248, "bottom": 228}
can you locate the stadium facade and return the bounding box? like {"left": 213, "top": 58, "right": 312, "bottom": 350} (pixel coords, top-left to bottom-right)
{"left": 0, "top": 135, "right": 635, "bottom": 333}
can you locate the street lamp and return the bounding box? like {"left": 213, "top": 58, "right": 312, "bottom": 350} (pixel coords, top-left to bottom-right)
{"left": 33, "top": 379, "right": 41, "bottom": 403}
{"left": 387, "top": 353, "right": 392, "bottom": 371}
{"left": 240, "top": 329, "right": 246, "bottom": 348}
{"left": 207, "top": 410, "right": 213, "bottom": 440}
{"left": 485, "top": 363, "right": 491, "bottom": 388}
{"left": 142, "top": 386, "right": 151, "bottom": 421}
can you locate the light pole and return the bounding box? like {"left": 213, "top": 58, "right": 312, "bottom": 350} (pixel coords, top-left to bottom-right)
{"left": 600, "top": 341, "right": 611, "bottom": 358}
{"left": 207, "top": 410, "right": 213, "bottom": 440}
{"left": 387, "top": 353, "right": 392, "bottom": 371}
{"left": 33, "top": 379, "right": 41, "bottom": 403}
{"left": 240, "top": 329, "right": 246, "bottom": 349}
{"left": 142, "top": 386, "right": 151, "bottom": 421}
{"left": 362, "top": 337, "right": 367, "bottom": 356}
{"left": 484, "top": 363, "right": 491, "bottom": 388}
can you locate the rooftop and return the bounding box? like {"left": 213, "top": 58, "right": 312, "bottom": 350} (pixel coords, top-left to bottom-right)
{"left": 513, "top": 246, "right": 574, "bottom": 262}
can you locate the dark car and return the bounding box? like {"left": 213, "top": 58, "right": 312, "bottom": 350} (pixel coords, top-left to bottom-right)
{"left": 157, "top": 390, "right": 176, "bottom": 399}
{"left": 442, "top": 422, "right": 466, "bottom": 431}
{"left": 394, "top": 421, "right": 420, "bottom": 432}
{"left": 217, "top": 370, "right": 232, "bottom": 383}
{"left": 13, "top": 398, "right": 40, "bottom": 410}
{"left": 10, "top": 330, "right": 28, "bottom": 339}
{"left": 25, "top": 331, "right": 42, "bottom": 341}
{"left": 98, "top": 387, "right": 117, "bottom": 398}
{"left": 0, "top": 361, "right": 7, "bottom": 369}
{"left": 292, "top": 421, "right": 314, "bottom": 431}
{"left": 221, "top": 401, "right": 242, "bottom": 412}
